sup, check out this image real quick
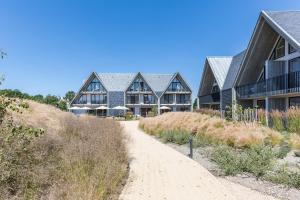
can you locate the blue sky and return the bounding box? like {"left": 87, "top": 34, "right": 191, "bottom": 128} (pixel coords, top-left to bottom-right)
{"left": 0, "top": 0, "right": 299, "bottom": 98}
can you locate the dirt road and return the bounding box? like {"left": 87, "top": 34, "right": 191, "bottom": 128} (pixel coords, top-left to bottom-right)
{"left": 119, "top": 121, "right": 278, "bottom": 200}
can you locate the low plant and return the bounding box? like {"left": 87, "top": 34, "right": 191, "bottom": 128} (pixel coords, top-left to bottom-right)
{"left": 266, "top": 166, "right": 300, "bottom": 188}
{"left": 159, "top": 130, "right": 190, "bottom": 145}
{"left": 125, "top": 111, "right": 134, "bottom": 120}
{"left": 211, "top": 145, "right": 275, "bottom": 178}
{"left": 289, "top": 133, "right": 300, "bottom": 149}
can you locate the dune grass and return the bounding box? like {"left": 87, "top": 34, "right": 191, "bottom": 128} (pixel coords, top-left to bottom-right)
{"left": 1, "top": 100, "right": 128, "bottom": 200}
{"left": 140, "top": 112, "right": 283, "bottom": 148}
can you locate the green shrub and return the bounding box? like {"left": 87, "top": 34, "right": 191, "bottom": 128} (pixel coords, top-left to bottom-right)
{"left": 275, "top": 144, "right": 291, "bottom": 159}
{"left": 125, "top": 111, "right": 134, "bottom": 120}
{"left": 267, "top": 167, "right": 300, "bottom": 188}
{"left": 211, "top": 145, "right": 275, "bottom": 178}
{"left": 211, "top": 145, "right": 242, "bottom": 175}
{"left": 147, "top": 111, "right": 155, "bottom": 117}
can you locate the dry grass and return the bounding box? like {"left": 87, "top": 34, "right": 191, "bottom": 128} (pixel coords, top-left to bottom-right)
{"left": 289, "top": 133, "right": 300, "bottom": 149}
{"left": 5, "top": 100, "right": 128, "bottom": 200}
{"left": 140, "top": 112, "right": 283, "bottom": 148}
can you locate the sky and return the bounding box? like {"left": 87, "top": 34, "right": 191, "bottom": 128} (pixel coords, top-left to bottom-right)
{"left": 0, "top": 0, "right": 300, "bottom": 99}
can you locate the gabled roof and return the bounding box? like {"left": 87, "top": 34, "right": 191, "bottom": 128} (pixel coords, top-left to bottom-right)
{"left": 206, "top": 57, "right": 232, "bottom": 88}
{"left": 263, "top": 11, "right": 300, "bottom": 51}
{"left": 234, "top": 10, "right": 300, "bottom": 86}
{"left": 142, "top": 73, "right": 174, "bottom": 94}
{"left": 97, "top": 73, "right": 136, "bottom": 91}
{"left": 198, "top": 57, "right": 232, "bottom": 96}
{"left": 222, "top": 51, "right": 246, "bottom": 90}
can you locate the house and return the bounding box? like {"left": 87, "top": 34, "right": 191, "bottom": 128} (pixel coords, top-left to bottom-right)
{"left": 70, "top": 72, "right": 192, "bottom": 117}
{"left": 198, "top": 10, "right": 300, "bottom": 115}
{"left": 198, "top": 51, "right": 245, "bottom": 112}
{"left": 234, "top": 11, "right": 300, "bottom": 112}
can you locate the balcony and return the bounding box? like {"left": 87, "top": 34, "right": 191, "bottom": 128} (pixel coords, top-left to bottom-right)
{"left": 236, "top": 70, "right": 300, "bottom": 99}
{"left": 198, "top": 92, "right": 220, "bottom": 104}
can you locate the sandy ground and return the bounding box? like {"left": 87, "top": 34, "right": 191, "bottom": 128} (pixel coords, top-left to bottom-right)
{"left": 119, "top": 121, "right": 278, "bottom": 200}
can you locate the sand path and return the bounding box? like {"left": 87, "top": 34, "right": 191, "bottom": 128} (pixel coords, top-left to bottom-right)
{"left": 119, "top": 121, "right": 278, "bottom": 200}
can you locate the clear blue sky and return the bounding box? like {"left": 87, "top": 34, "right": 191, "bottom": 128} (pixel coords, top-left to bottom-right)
{"left": 0, "top": 0, "right": 299, "bottom": 98}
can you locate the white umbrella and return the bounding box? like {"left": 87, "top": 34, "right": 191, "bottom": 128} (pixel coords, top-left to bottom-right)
{"left": 81, "top": 106, "right": 92, "bottom": 110}
{"left": 159, "top": 106, "right": 171, "bottom": 110}
{"left": 112, "top": 106, "right": 129, "bottom": 110}
{"left": 95, "top": 106, "right": 109, "bottom": 110}
{"left": 69, "top": 106, "right": 80, "bottom": 110}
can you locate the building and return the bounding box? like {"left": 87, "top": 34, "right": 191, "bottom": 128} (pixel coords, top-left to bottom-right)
{"left": 234, "top": 11, "right": 300, "bottom": 112}
{"left": 70, "top": 72, "right": 192, "bottom": 116}
{"left": 198, "top": 51, "right": 245, "bottom": 111}
{"left": 198, "top": 10, "right": 300, "bottom": 115}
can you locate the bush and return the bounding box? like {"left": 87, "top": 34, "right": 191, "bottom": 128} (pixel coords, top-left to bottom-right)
{"left": 125, "top": 111, "right": 134, "bottom": 120}
{"left": 289, "top": 133, "right": 300, "bottom": 149}
{"left": 211, "top": 145, "right": 275, "bottom": 178}
{"left": 267, "top": 167, "right": 300, "bottom": 188}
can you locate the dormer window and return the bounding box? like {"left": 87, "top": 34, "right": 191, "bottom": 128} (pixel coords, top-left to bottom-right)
{"left": 129, "top": 77, "right": 150, "bottom": 92}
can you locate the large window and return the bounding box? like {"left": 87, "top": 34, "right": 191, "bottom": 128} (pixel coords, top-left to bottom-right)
{"left": 126, "top": 94, "right": 139, "bottom": 104}
{"left": 75, "top": 94, "right": 87, "bottom": 104}
{"left": 167, "top": 78, "right": 186, "bottom": 92}
{"left": 91, "top": 94, "right": 107, "bottom": 104}
{"left": 129, "top": 77, "right": 150, "bottom": 92}
{"left": 289, "top": 57, "right": 300, "bottom": 73}
{"left": 86, "top": 78, "right": 105, "bottom": 92}
{"left": 271, "top": 38, "right": 285, "bottom": 60}
{"left": 176, "top": 94, "right": 190, "bottom": 104}
{"left": 162, "top": 94, "right": 173, "bottom": 104}
{"left": 288, "top": 57, "right": 300, "bottom": 89}
{"left": 143, "top": 94, "right": 156, "bottom": 104}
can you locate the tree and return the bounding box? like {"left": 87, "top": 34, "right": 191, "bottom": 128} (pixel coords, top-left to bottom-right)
{"left": 32, "top": 94, "right": 44, "bottom": 102}
{"left": 43, "top": 95, "right": 59, "bottom": 106}
{"left": 193, "top": 98, "right": 198, "bottom": 111}
{"left": 64, "top": 91, "right": 75, "bottom": 102}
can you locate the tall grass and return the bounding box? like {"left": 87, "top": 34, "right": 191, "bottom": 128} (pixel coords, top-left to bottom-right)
{"left": 140, "top": 112, "right": 283, "bottom": 148}
{"left": 269, "top": 110, "right": 285, "bottom": 132}
{"left": 2, "top": 100, "right": 128, "bottom": 199}
{"left": 287, "top": 107, "right": 300, "bottom": 134}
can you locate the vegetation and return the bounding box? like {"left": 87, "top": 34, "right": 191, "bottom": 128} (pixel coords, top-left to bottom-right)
{"left": 267, "top": 167, "right": 300, "bottom": 188}
{"left": 211, "top": 145, "right": 275, "bottom": 178}
{"left": 196, "top": 108, "right": 221, "bottom": 117}
{"left": 125, "top": 111, "right": 134, "bottom": 120}
{"left": 140, "top": 112, "right": 282, "bottom": 148}
{"left": 0, "top": 89, "right": 72, "bottom": 111}
{"left": 0, "top": 99, "right": 128, "bottom": 199}
{"left": 158, "top": 130, "right": 190, "bottom": 145}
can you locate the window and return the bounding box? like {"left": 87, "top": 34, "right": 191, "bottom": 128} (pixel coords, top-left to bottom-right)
{"left": 289, "top": 57, "right": 300, "bottom": 73}
{"left": 75, "top": 94, "right": 87, "bottom": 104}
{"left": 289, "top": 44, "right": 296, "bottom": 54}
{"left": 167, "top": 78, "right": 186, "bottom": 92}
{"left": 86, "top": 78, "right": 105, "bottom": 92}
{"left": 176, "top": 94, "right": 190, "bottom": 104}
{"left": 271, "top": 38, "right": 285, "bottom": 60}
{"left": 143, "top": 94, "right": 156, "bottom": 104}
{"left": 91, "top": 94, "right": 107, "bottom": 104}
{"left": 162, "top": 94, "right": 173, "bottom": 104}
{"left": 289, "top": 97, "right": 300, "bottom": 108}
{"left": 126, "top": 94, "right": 139, "bottom": 104}
{"left": 211, "top": 80, "right": 219, "bottom": 93}
{"left": 258, "top": 67, "right": 265, "bottom": 82}
{"left": 129, "top": 77, "right": 150, "bottom": 92}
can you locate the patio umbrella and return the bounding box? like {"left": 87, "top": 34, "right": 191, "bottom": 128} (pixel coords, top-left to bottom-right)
{"left": 112, "top": 106, "right": 129, "bottom": 117}
{"left": 68, "top": 106, "right": 80, "bottom": 110}
{"left": 95, "top": 106, "right": 109, "bottom": 110}
{"left": 112, "top": 106, "right": 129, "bottom": 110}
{"left": 81, "top": 106, "right": 92, "bottom": 110}
{"left": 159, "top": 106, "right": 171, "bottom": 110}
